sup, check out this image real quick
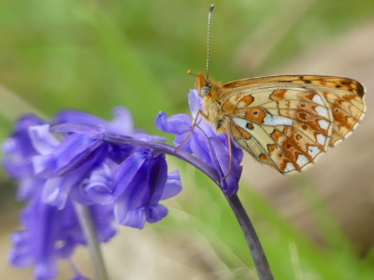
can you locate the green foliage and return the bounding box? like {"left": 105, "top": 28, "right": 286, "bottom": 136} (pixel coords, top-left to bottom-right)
{"left": 1, "top": 0, "right": 373, "bottom": 279}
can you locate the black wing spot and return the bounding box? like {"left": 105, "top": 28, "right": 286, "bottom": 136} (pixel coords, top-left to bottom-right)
{"left": 246, "top": 123, "right": 254, "bottom": 130}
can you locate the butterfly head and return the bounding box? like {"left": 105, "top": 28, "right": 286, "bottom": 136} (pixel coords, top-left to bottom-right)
{"left": 187, "top": 70, "right": 221, "bottom": 100}
{"left": 195, "top": 71, "right": 211, "bottom": 96}
{"left": 195, "top": 71, "right": 223, "bottom": 100}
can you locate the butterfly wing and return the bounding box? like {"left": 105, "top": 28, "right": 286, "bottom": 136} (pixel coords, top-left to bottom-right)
{"left": 222, "top": 74, "right": 365, "bottom": 96}
{"left": 219, "top": 76, "right": 365, "bottom": 173}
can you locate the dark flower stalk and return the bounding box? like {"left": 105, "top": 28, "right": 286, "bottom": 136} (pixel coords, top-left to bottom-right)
{"left": 143, "top": 89, "right": 274, "bottom": 280}
{"left": 102, "top": 134, "right": 274, "bottom": 279}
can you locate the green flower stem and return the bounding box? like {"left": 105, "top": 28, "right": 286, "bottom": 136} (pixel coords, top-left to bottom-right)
{"left": 74, "top": 202, "right": 109, "bottom": 280}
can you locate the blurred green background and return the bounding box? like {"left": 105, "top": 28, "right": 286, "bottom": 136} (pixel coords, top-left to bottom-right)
{"left": 1, "top": 0, "right": 374, "bottom": 279}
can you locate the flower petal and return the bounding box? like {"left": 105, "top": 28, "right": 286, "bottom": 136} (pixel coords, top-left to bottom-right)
{"left": 146, "top": 204, "right": 168, "bottom": 223}
{"left": 156, "top": 112, "right": 192, "bottom": 135}
{"left": 188, "top": 89, "right": 203, "bottom": 117}
{"left": 210, "top": 137, "right": 243, "bottom": 195}
{"left": 111, "top": 151, "right": 148, "bottom": 198}
{"left": 114, "top": 151, "right": 171, "bottom": 229}
{"left": 108, "top": 107, "right": 134, "bottom": 135}
{"left": 147, "top": 153, "right": 168, "bottom": 205}
{"left": 115, "top": 206, "right": 146, "bottom": 229}
{"left": 161, "top": 170, "right": 182, "bottom": 200}
{"left": 84, "top": 159, "right": 118, "bottom": 205}
{"left": 28, "top": 125, "right": 59, "bottom": 155}
{"left": 54, "top": 110, "right": 109, "bottom": 128}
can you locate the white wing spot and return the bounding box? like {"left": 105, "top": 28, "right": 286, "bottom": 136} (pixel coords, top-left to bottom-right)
{"left": 318, "top": 119, "right": 329, "bottom": 130}
{"left": 237, "top": 101, "right": 246, "bottom": 108}
{"left": 312, "top": 94, "right": 325, "bottom": 105}
{"left": 308, "top": 146, "right": 321, "bottom": 158}
{"left": 284, "top": 162, "right": 296, "bottom": 172}
{"left": 233, "top": 117, "right": 247, "bottom": 129}
{"left": 263, "top": 115, "right": 294, "bottom": 126}
{"left": 297, "top": 154, "right": 309, "bottom": 167}
{"left": 316, "top": 134, "right": 327, "bottom": 145}
{"left": 315, "top": 106, "right": 329, "bottom": 118}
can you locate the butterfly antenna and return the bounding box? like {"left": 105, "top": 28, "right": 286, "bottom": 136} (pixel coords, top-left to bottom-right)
{"left": 187, "top": 70, "right": 209, "bottom": 85}
{"left": 206, "top": 4, "right": 214, "bottom": 79}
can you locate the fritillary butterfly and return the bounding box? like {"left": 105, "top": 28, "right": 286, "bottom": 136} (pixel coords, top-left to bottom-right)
{"left": 194, "top": 5, "right": 366, "bottom": 174}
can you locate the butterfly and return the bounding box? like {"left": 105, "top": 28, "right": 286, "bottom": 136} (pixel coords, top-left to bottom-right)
{"left": 192, "top": 5, "right": 366, "bottom": 174}
{"left": 195, "top": 73, "right": 365, "bottom": 173}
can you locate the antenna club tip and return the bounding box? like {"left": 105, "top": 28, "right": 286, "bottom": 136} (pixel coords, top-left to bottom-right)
{"left": 210, "top": 4, "right": 215, "bottom": 11}
{"left": 187, "top": 70, "right": 192, "bottom": 75}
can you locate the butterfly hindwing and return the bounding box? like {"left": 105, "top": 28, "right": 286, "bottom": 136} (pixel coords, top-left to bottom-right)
{"left": 222, "top": 85, "right": 336, "bottom": 173}
{"left": 320, "top": 88, "right": 365, "bottom": 146}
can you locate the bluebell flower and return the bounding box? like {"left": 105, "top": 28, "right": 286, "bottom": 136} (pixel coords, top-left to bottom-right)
{"left": 9, "top": 195, "right": 114, "bottom": 280}
{"left": 2, "top": 114, "right": 47, "bottom": 200}
{"left": 156, "top": 89, "right": 243, "bottom": 195}
{"left": 3, "top": 107, "right": 182, "bottom": 280}
{"left": 79, "top": 150, "right": 182, "bottom": 229}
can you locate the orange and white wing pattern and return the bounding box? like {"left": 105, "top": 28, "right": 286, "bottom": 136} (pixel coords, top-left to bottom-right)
{"left": 218, "top": 75, "right": 365, "bottom": 173}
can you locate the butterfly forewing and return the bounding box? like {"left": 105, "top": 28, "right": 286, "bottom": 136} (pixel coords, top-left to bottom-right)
{"left": 199, "top": 74, "right": 365, "bottom": 174}
{"left": 222, "top": 75, "right": 365, "bottom": 96}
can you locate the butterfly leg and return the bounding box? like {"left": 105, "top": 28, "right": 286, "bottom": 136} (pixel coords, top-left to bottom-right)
{"left": 221, "top": 125, "right": 233, "bottom": 180}
{"left": 174, "top": 109, "right": 208, "bottom": 152}
{"left": 177, "top": 110, "right": 234, "bottom": 180}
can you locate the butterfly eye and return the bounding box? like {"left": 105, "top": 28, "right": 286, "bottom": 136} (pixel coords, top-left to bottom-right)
{"left": 201, "top": 86, "right": 211, "bottom": 96}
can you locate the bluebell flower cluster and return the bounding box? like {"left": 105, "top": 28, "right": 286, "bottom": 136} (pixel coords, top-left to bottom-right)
{"left": 3, "top": 107, "right": 182, "bottom": 280}
{"left": 4, "top": 90, "right": 244, "bottom": 280}
{"left": 157, "top": 90, "right": 243, "bottom": 195}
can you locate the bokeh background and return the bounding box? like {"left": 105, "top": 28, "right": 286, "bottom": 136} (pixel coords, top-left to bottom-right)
{"left": 1, "top": 0, "right": 374, "bottom": 279}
